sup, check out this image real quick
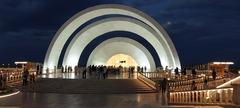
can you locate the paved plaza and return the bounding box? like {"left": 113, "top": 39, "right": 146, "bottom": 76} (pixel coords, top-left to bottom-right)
{"left": 0, "top": 92, "right": 229, "bottom": 108}
{"left": 1, "top": 73, "right": 237, "bottom": 108}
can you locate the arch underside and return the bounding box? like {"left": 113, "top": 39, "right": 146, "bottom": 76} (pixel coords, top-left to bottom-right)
{"left": 43, "top": 4, "right": 181, "bottom": 73}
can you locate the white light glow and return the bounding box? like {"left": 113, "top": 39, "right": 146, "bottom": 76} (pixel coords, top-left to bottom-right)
{"left": 0, "top": 91, "right": 20, "bottom": 98}
{"left": 212, "top": 62, "right": 234, "bottom": 65}
{"left": 14, "top": 62, "right": 28, "bottom": 65}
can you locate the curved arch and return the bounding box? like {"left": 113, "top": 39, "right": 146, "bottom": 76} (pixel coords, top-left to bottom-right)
{"left": 43, "top": 4, "right": 181, "bottom": 73}
{"left": 78, "top": 31, "right": 161, "bottom": 67}
{"left": 63, "top": 17, "right": 171, "bottom": 70}
{"left": 87, "top": 37, "right": 155, "bottom": 72}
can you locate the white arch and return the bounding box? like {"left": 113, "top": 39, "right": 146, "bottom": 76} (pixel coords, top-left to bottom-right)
{"left": 87, "top": 37, "right": 156, "bottom": 72}
{"left": 63, "top": 17, "right": 166, "bottom": 69}
{"left": 43, "top": 4, "right": 181, "bottom": 73}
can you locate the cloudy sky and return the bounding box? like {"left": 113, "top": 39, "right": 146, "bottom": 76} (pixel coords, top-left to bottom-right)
{"left": 0, "top": 0, "right": 239, "bottom": 67}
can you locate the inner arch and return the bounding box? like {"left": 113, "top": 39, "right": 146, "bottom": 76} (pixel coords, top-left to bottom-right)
{"left": 87, "top": 37, "right": 155, "bottom": 71}
{"left": 79, "top": 31, "right": 160, "bottom": 67}
{"left": 106, "top": 54, "right": 138, "bottom": 67}
{"left": 87, "top": 40, "right": 153, "bottom": 71}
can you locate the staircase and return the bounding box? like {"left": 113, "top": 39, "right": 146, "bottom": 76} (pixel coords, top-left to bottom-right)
{"left": 24, "top": 78, "right": 155, "bottom": 94}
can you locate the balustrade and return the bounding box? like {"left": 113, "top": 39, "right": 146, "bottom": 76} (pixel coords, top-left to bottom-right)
{"left": 170, "top": 88, "right": 234, "bottom": 105}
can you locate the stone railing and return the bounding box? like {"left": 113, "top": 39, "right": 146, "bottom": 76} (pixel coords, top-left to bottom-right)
{"left": 169, "top": 88, "right": 234, "bottom": 105}
{"left": 137, "top": 72, "right": 157, "bottom": 90}
{"left": 169, "top": 78, "right": 231, "bottom": 92}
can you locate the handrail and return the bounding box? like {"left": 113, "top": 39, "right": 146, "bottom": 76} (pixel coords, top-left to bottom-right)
{"left": 137, "top": 72, "right": 157, "bottom": 91}
{"left": 169, "top": 77, "right": 231, "bottom": 92}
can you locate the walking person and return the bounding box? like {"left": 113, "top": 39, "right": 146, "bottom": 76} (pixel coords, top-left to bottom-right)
{"left": 82, "top": 68, "right": 87, "bottom": 79}
{"left": 204, "top": 78, "right": 208, "bottom": 89}
{"left": 0, "top": 72, "right": 3, "bottom": 89}
{"left": 22, "top": 69, "right": 29, "bottom": 86}
{"left": 161, "top": 78, "right": 168, "bottom": 105}
{"left": 212, "top": 69, "right": 217, "bottom": 80}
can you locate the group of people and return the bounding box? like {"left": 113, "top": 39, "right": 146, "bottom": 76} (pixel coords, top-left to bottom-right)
{"left": 59, "top": 65, "right": 148, "bottom": 79}
{"left": 22, "top": 69, "right": 36, "bottom": 86}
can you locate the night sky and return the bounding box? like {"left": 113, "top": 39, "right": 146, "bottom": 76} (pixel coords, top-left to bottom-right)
{"left": 0, "top": 0, "right": 239, "bottom": 67}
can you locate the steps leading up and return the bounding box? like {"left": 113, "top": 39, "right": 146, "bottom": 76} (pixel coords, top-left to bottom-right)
{"left": 24, "top": 78, "right": 155, "bottom": 94}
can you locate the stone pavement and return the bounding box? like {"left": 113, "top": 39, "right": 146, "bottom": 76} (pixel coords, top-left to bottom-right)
{"left": 0, "top": 92, "right": 228, "bottom": 108}
{"left": 0, "top": 73, "right": 237, "bottom": 108}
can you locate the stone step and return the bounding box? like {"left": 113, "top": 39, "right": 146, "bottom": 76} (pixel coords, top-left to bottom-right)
{"left": 24, "top": 78, "right": 155, "bottom": 94}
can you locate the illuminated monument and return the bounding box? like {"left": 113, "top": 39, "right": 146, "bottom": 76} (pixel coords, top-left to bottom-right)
{"left": 43, "top": 4, "right": 181, "bottom": 73}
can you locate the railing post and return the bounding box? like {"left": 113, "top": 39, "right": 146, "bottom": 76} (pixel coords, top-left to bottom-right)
{"left": 174, "top": 93, "right": 176, "bottom": 103}
{"left": 213, "top": 90, "right": 217, "bottom": 103}
{"left": 200, "top": 91, "right": 203, "bottom": 103}
{"left": 176, "top": 93, "right": 179, "bottom": 103}
{"left": 184, "top": 92, "right": 187, "bottom": 103}
{"left": 208, "top": 91, "right": 212, "bottom": 103}
{"left": 192, "top": 91, "right": 195, "bottom": 103}
{"left": 229, "top": 87, "right": 233, "bottom": 105}
{"left": 224, "top": 89, "right": 228, "bottom": 103}
{"left": 203, "top": 90, "right": 207, "bottom": 103}
{"left": 196, "top": 91, "right": 199, "bottom": 103}
{"left": 219, "top": 89, "right": 223, "bottom": 103}
{"left": 189, "top": 92, "right": 191, "bottom": 103}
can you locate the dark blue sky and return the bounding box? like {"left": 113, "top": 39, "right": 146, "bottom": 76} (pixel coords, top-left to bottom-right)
{"left": 0, "top": 0, "right": 239, "bottom": 66}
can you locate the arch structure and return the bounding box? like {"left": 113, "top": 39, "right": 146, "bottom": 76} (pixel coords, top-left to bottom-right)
{"left": 87, "top": 37, "right": 155, "bottom": 72}
{"left": 43, "top": 4, "right": 181, "bottom": 73}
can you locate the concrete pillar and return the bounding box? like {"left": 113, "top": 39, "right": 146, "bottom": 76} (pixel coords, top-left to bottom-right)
{"left": 176, "top": 93, "right": 178, "bottom": 103}
{"left": 195, "top": 91, "right": 198, "bottom": 103}
{"left": 189, "top": 92, "right": 191, "bottom": 103}
{"left": 208, "top": 91, "right": 212, "bottom": 103}
{"left": 224, "top": 89, "right": 228, "bottom": 103}
{"left": 212, "top": 90, "right": 217, "bottom": 103}
{"left": 200, "top": 91, "right": 203, "bottom": 103}
{"left": 184, "top": 93, "right": 187, "bottom": 103}
{"left": 203, "top": 91, "right": 207, "bottom": 103}
{"left": 192, "top": 92, "right": 195, "bottom": 103}
{"left": 229, "top": 88, "right": 232, "bottom": 103}
{"left": 219, "top": 90, "right": 223, "bottom": 103}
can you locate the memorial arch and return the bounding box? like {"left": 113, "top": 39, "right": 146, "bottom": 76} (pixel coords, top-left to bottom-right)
{"left": 43, "top": 4, "right": 181, "bottom": 73}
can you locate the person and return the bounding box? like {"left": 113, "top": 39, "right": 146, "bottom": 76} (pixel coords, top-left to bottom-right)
{"left": 156, "top": 79, "right": 161, "bottom": 92}
{"left": 191, "top": 80, "right": 196, "bottom": 90}
{"left": 103, "top": 66, "right": 107, "bottom": 79}
{"left": 192, "top": 69, "right": 196, "bottom": 78}
{"left": 204, "top": 78, "right": 208, "bottom": 89}
{"left": 0, "top": 72, "right": 3, "bottom": 89}
{"left": 22, "top": 69, "right": 29, "bottom": 86}
{"left": 212, "top": 69, "right": 217, "bottom": 80}
{"left": 46, "top": 68, "right": 49, "bottom": 74}
{"left": 61, "top": 66, "right": 64, "bottom": 73}
{"left": 161, "top": 78, "right": 168, "bottom": 94}
{"left": 182, "top": 68, "right": 187, "bottom": 75}
{"left": 144, "top": 66, "right": 147, "bottom": 72}
{"left": 82, "top": 68, "right": 87, "bottom": 79}
{"left": 2, "top": 73, "right": 7, "bottom": 89}
{"left": 174, "top": 67, "right": 179, "bottom": 76}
